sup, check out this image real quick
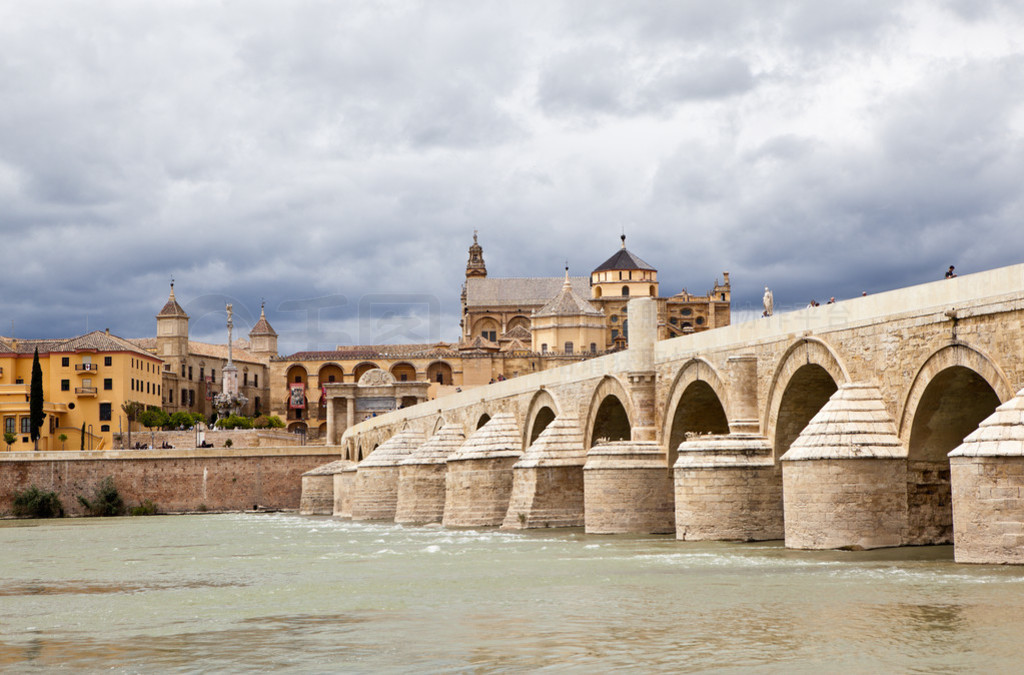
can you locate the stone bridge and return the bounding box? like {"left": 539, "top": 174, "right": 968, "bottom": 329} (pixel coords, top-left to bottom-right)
{"left": 327, "top": 264, "right": 1024, "bottom": 563}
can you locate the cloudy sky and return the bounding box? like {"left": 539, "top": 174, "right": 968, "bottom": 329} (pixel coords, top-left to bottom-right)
{"left": 3, "top": 1, "right": 1023, "bottom": 355}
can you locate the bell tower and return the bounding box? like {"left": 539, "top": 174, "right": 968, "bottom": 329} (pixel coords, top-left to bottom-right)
{"left": 465, "top": 230, "right": 487, "bottom": 279}
{"left": 155, "top": 281, "right": 189, "bottom": 363}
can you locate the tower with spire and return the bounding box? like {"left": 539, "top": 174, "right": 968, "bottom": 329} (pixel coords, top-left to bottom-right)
{"left": 247, "top": 302, "right": 278, "bottom": 358}
{"left": 155, "top": 281, "right": 189, "bottom": 365}
{"left": 465, "top": 230, "right": 487, "bottom": 279}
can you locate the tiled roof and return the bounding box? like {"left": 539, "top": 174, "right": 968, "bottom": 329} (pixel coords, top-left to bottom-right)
{"left": 502, "top": 325, "right": 532, "bottom": 340}
{"left": 249, "top": 305, "right": 277, "bottom": 337}
{"left": 157, "top": 285, "right": 189, "bottom": 318}
{"left": 1, "top": 331, "right": 158, "bottom": 358}
{"left": 130, "top": 338, "right": 266, "bottom": 365}
{"left": 279, "top": 343, "right": 459, "bottom": 362}
{"left": 534, "top": 278, "right": 603, "bottom": 318}
{"left": 465, "top": 276, "right": 591, "bottom": 308}
{"left": 459, "top": 335, "right": 500, "bottom": 352}
{"left": 592, "top": 247, "right": 656, "bottom": 273}
{"left": 500, "top": 338, "right": 531, "bottom": 353}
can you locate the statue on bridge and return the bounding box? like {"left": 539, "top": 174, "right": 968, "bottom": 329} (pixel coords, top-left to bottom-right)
{"left": 763, "top": 287, "right": 774, "bottom": 317}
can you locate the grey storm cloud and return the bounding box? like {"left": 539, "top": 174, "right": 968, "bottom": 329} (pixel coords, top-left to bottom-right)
{"left": 1, "top": 1, "right": 1023, "bottom": 352}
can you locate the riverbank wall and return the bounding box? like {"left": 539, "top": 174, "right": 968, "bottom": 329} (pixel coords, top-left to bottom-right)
{"left": 0, "top": 447, "right": 338, "bottom": 516}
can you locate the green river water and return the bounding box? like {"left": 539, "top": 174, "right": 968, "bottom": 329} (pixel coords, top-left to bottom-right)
{"left": 2, "top": 513, "right": 1023, "bottom": 673}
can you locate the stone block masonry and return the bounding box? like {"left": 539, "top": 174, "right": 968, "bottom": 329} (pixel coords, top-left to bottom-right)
{"left": 0, "top": 448, "right": 337, "bottom": 516}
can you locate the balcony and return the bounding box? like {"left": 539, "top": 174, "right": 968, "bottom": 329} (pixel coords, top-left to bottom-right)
{"left": 75, "top": 363, "right": 99, "bottom": 373}
{"left": 75, "top": 386, "right": 97, "bottom": 396}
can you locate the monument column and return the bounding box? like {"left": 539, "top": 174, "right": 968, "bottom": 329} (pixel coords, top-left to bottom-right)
{"left": 326, "top": 397, "right": 336, "bottom": 446}
{"left": 346, "top": 396, "right": 355, "bottom": 430}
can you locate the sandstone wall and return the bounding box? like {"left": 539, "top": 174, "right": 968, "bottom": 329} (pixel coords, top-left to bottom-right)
{"left": 674, "top": 466, "right": 783, "bottom": 541}
{"left": 0, "top": 448, "right": 337, "bottom": 516}
{"left": 951, "top": 456, "right": 1024, "bottom": 564}
{"left": 395, "top": 464, "right": 447, "bottom": 524}
{"left": 351, "top": 466, "right": 402, "bottom": 521}
{"left": 443, "top": 457, "right": 518, "bottom": 528}
{"left": 783, "top": 459, "right": 908, "bottom": 550}
{"left": 300, "top": 475, "right": 334, "bottom": 515}
{"left": 502, "top": 466, "right": 584, "bottom": 529}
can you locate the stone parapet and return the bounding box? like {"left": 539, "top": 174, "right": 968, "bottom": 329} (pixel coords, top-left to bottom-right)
{"left": 583, "top": 441, "right": 675, "bottom": 534}
{"left": 673, "top": 434, "right": 782, "bottom": 541}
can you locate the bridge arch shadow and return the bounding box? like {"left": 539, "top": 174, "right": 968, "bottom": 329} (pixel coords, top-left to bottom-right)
{"left": 899, "top": 343, "right": 1013, "bottom": 545}
{"left": 584, "top": 376, "right": 634, "bottom": 449}
{"left": 524, "top": 389, "right": 559, "bottom": 449}
{"left": 663, "top": 359, "right": 730, "bottom": 466}
{"left": 765, "top": 338, "right": 849, "bottom": 461}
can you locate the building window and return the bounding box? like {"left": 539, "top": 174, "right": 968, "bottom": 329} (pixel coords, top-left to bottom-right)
{"left": 328, "top": 375, "right": 336, "bottom": 383}
{"left": 131, "top": 378, "right": 135, "bottom": 391}
{"left": 146, "top": 382, "right": 151, "bottom": 394}
{"left": 62, "top": 357, "right": 69, "bottom": 367}
{"left": 564, "top": 342, "right": 573, "bottom": 354}
{"left": 541, "top": 344, "right": 548, "bottom": 354}
{"left": 61, "top": 379, "right": 70, "bottom": 391}
{"left": 611, "top": 329, "right": 618, "bottom": 340}
{"left": 590, "top": 343, "right": 597, "bottom": 354}
{"left": 101, "top": 424, "right": 110, "bottom": 432}
{"left": 188, "top": 366, "right": 193, "bottom": 380}
{"left": 188, "top": 390, "right": 195, "bottom": 407}
{"left": 182, "top": 388, "right": 188, "bottom": 406}
{"left": 168, "top": 389, "right": 174, "bottom": 404}
{"left": 622, "top": 286, "right": 629, "bottom": 297}
{"left": 21, "top": 417, "right": 31, "bottom": 434}
{"left": 400, "top": 374, "right": 408, "bottom": 381}
{"left": 681, "top": 308, "right": 692, "bottom": 316}
{"left": 4, "top": 418, "right": 14, "bottom": 434}
{"left": 104, "top": 378, "right": 112, "bottom": 390}
{"left": 243, "top": 373, "right": 248, "bottom": 386}
{"left": 199, "top": 367, "right": 204, "bottom": 381}
{"left": 610, "top": 315, "right": 618, "bottom": 323}
{"left": 294, "top": 375, "right": 302, "bottom": 383}
{"left": 104, "top": 356, "right": 112, "bottom": 366}
{"left": 181, "top": 364, "right": 186, "bottom": 377}
{"left": 211, "top": 369, "right": 216, "bottom": 382}
{"left": 99, "top": 403, "right": 112, "bottom": 421}
{"left": 696, "top": 316, "right": 705, "bottom": 325}
{"left": 255, "top": 397, "right": 261, "bottom": 415}
{"left": 670, "top": 317, "right": 678, "bottom": 325}
{"left": 253, "top": 374, "right": 258, "bottom": 387}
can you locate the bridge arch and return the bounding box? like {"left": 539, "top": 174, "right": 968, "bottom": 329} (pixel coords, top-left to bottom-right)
{"left": 765, "top": 338, "right": 850, "bottom": 460}
{"left": 584, "top": 375, "right": 634, "bottom": 449}
{"left": 899, "top": 343, "right": 1012, "bottom": 544}
{"left": 476, "top": 412, "right": 492, "bottom": 429}
{"left": 662, "top": 358, "right": 730, "bottom": 465}
{"left": 524, "top": 389, "right": 560, "bottom": 449}
{"left": 431, "top": 415, "right": 446, "bottom": 436}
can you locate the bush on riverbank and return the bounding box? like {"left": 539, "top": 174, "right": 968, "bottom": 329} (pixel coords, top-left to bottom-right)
{"left": 129, "top": 499, "right": 159, "bottom": 516}
{"left": 12, "top": 485, "right": 65, "bottom": 518}
{"left": 77, "top": 476, "right": 125, "bottom": 516}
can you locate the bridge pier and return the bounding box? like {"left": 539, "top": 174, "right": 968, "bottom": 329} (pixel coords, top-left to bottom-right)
{"left": 395, "top": 423, "right": 465, "bottom": 525}
{"left": 502, "top": 416, "right": 586, "bottom": 529}
{"left": 781, "top": 384, "right": 908, "bottom": 550}
{"left": 443, "top": 413, "right": 522, "bottom": 528}
{"left": 584, "top": 441, "right": 675, "bottom": 534}
{"left": 351, "top": 429, "right": 423, "bottom": 521}
{"left": 673, "top": 434, "right": 781, "bottom": 541}
{"left": 950, "top": 388, "right": 1024, "bottom": 564}
{"left": 334, "top": 463, "right": 358, "bottom": 517}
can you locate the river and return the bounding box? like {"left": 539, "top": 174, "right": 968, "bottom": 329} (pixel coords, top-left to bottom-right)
{"left": 1, "top": 514, "right": 1023, "bottom": 673}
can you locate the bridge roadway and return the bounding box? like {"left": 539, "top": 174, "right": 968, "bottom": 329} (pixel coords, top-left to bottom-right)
{"left": 333, "top": 263, "right": 1024, "bottom": 560}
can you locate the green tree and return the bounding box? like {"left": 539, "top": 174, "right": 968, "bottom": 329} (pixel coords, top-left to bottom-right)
{"left": 58, "top": 433, "right": 67, "bottom": 450}
{"left": 4, "top": 431, "right": 15, "bottom": 451}
{"left": 121, "top": 401, "right": 144, "bottom": 449}
{"left": 30, "top": 348, "right": 45, "bottom": 451}
{"left": 139, "top": 407, "right": 169, "bottom": 447}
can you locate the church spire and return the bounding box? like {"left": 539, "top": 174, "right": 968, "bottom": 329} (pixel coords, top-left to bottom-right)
{"left": 466, "top": 230, "right": 487, "bottom": 279}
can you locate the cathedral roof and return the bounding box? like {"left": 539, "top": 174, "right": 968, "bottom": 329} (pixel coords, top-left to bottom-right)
{"left": 501, "top": 325, "right": 533, "bottom": 341}
{"left": 249, "top": 304, "right": 277, "bottom": 337}
{"left": 534, "top": 274, "right": 603, "bottom": 318}
{"left": 465, "top": 276, "right": 590, "bottom": 308}
{"left": 157, "top": 284, "right": 189, "bottom": 318}
{"left": 592, "top": 235, "right": 656, "bottom": 273}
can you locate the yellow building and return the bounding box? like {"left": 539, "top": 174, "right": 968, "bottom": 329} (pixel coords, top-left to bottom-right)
{"left": 0, "top": 331, "right": 163, "bottom": 451}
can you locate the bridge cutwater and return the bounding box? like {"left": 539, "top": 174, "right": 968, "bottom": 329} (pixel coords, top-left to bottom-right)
{"left": 301, "top": 263, "right": 1024, "bottom": 565}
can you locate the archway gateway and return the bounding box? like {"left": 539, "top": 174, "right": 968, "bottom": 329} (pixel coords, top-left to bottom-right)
{"left": 907, "top": 366, "right": 1000, "bottom": 545}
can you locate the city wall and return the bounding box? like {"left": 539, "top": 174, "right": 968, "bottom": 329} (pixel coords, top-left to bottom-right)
{"left": 0, "top": 447, "right": 337, "bottom": 516}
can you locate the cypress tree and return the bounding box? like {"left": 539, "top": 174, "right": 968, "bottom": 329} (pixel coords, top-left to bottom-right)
{"left": 81, "top": 422, "right": 86, "bottom": 451}
{"left": 30, "top": 348, "right": 45, "bottom": 451}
